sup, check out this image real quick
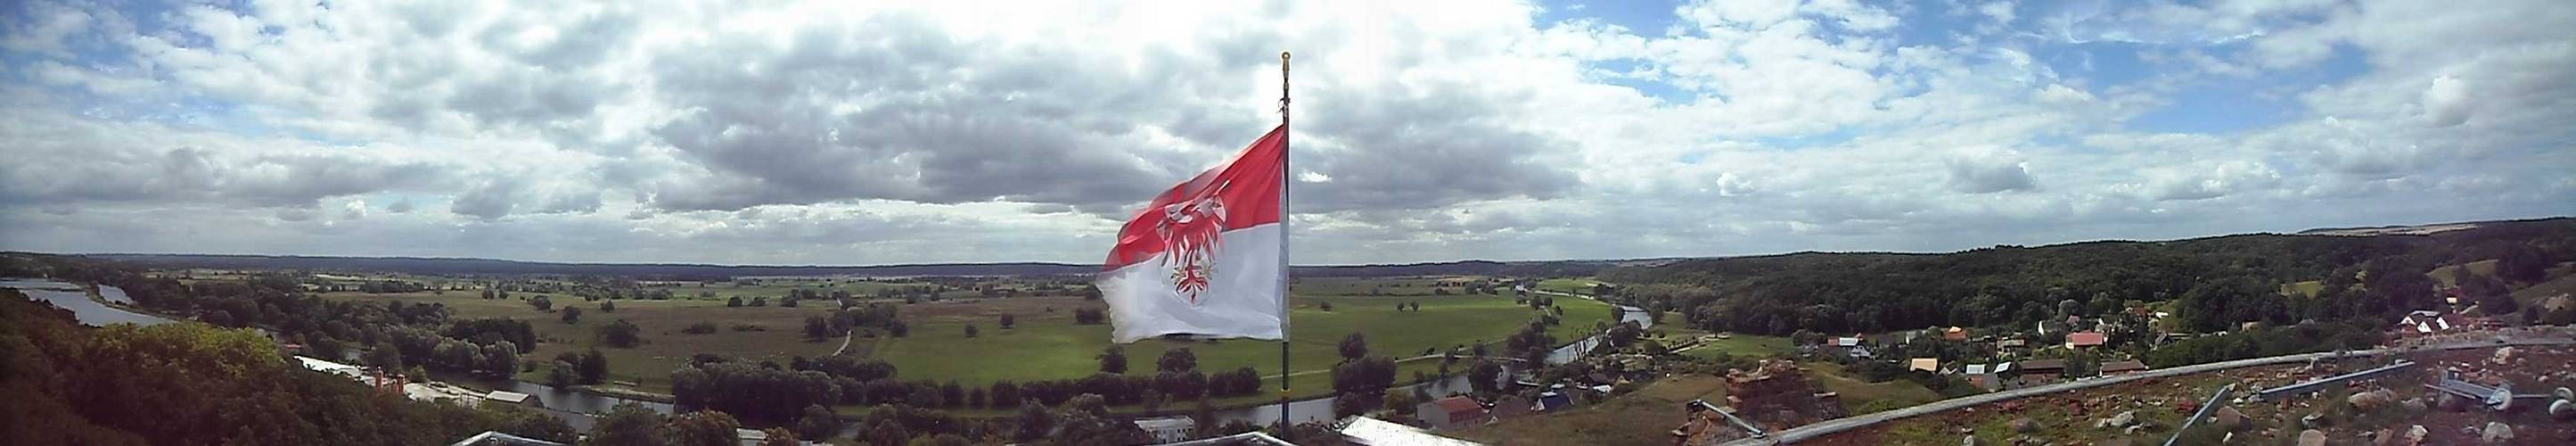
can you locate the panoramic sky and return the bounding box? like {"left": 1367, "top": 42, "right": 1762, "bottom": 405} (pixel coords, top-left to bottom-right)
{"left": 3, "top": 0, "right": 2572, "bottom": 266}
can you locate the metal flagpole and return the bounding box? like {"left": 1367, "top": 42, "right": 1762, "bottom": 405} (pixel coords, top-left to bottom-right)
{"left": 1275, "top": 50, "right": 1293, "bottom": 438}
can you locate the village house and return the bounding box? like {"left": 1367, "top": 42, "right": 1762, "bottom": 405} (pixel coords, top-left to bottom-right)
{"left": 1827, "top": 336, "right": 1875, "bottom": 359}
{"left": 1961, "top": 364, "right": 1997, "bottom": 392}
{"left": 1132, "top": 416, "right": 1196, "bottom": 443}
{"left": 2394, "top": 310, "right": 2474, "bottom": 335}
{"left": 1415, "top": 395, "right": 1489, "bottom": 431}
{"left": 1535, "top": 391, "right": 1575, "bottom": 413}
{"left": 2017, "top": 359, "right": 2068, "bottom": 383}
{"left": 1908, "top": 358, "right": 1940, "bottom": 373}
{"left": 1943, "top": 326, "right": 1969, "bottom": 342}
{"left": 481, "top": 390, "right": 538, "bottom": 408}
{"left": 2064, "top": 331, "right": 2107, "bottom": 349}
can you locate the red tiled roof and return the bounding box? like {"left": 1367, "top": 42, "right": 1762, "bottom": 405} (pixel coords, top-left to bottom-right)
{"left": 2066, "top": 332, "right": 2107, "bottom": 346}
{"left": 1434, "top": 396, "right": 1483, "bottom": 415}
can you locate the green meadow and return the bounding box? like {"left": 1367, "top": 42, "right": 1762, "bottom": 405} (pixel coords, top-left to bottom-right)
{"left": 866, "top": 291, "right": 1616, "bottom": 402}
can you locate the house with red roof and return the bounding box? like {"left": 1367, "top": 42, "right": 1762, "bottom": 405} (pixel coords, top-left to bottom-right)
{"left": 2064, "top": 332, "right": 2107, "bottom": 349}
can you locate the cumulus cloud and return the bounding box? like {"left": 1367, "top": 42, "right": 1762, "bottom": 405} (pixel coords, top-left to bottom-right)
{"left": 2422, "top": 75, "right": 2471, "bottom": 127}
{"left": 2137, "top": 161, "right": 2283, "bottom": 202}
{"left": 1944, "top": 146, "right": 2039, "bottom": 194}
{"left": 0, "top": 0, "right": 2571, "bottom": 265}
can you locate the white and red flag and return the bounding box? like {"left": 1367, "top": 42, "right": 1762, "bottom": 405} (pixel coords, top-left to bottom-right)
{"left": 1097, "top": 125, "right": 1288, "bottom": 343}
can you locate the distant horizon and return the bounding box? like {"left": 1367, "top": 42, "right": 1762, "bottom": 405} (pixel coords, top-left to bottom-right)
{"left": 33, "top": 215, "right": 2561, "bottom": 269}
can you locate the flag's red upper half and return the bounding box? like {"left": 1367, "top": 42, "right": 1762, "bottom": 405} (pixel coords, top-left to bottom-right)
{"left": 1103, "top": 125, "right": 1286, "bottom": 270}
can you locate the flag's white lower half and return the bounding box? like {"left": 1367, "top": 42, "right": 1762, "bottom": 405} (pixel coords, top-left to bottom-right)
{"left": 1100, "top": 224, "right": 1284, "bottom": 343}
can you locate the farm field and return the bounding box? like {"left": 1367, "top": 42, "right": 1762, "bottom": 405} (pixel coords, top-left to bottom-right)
{"left": 1680, "top": 333, "right": 1794, "bottom": 359}
{"left": 317, "top": 291, "right": 846, "bottom": 392}
{"left": 2278, "top": 280, "right": 2326, "bottom": 297}
{"left": 2512, "top": 264, "right": 2576, "bottom": 307}
{"left": 2428, "top": 259, "right": 2500, "bottom": 286}
{"left": 319, "top": 278, "right": 1618, "bottom": 401}
{"left": 866, "top": 291, "right": 1616, "bottom": 403}
{"left": 1287, "top": 277, "right": 1480, "bottom": 296}
{"left": 1802, "top": 362, "right": 1941, "bottom": 415}
{"left": 1536, "top": 277, "right": 1601, "bottom": 294}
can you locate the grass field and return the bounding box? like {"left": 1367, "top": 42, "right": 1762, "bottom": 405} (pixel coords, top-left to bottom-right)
{"left": 2278, "top": 280, "right": 2326, "bottom": 297}
{"left": 2429, "top": 259, "right": 2500, "bottom": 287}
{"left": 866, "top": 292, "right": 1615, "bottom": 404}
{"left": 1447, "top": 375, "right": 1728, "bottom": 445}
{"left": 1802, "top": 362, "right": 1940, "bottom": 415}
{"left": 317, "top": 291, "right": 846, "bottom": 392}
{"left": 1536, "top": 277, "right": 1600, "bottom": 295}
{"left": 1288, "top": 277, "right": 1477, "bottom": 296}
{"left": 2510, "top": 263, "right": 2576, "bottom": 307}
{"left": 1680, "top": 334, "right": 1793, "bottom": 359}
{"left": 322, "top": 280, "right": 1618, "bottom": 404}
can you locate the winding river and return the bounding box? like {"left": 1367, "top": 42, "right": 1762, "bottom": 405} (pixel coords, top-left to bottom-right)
{"left": 4, "top": 279, "right": 169, "bottom": 326}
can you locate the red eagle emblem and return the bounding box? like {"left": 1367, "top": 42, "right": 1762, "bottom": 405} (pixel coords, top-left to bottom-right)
{"left": 1158, "top": 187, "right": 1228, "bottom": 305}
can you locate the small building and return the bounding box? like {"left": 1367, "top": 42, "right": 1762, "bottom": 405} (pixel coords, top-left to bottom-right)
{"left": 1415, "top": 396, "right": 1489, "bottom": 431}
{"left": 1907, "top": 358, "right": 1940, "bottom": 373}
{"left": 2018, "top": 359, "right": 2067, "bottom": 382}
{"left": 1535, "top": 392, "right": 1574, "bottom": 412}
{"left": 2064, "top": 332, "right": 2107, "bottom": 349}
{"left": 1964, "top": 364, "right": 1988, "bottom": 375}
{"left": 1133, "top": 416, "right": 1196, "bottom": 443}
{"left": 2100, "top": 360, "right": 2149, "bottom": 376}
{"left": 483, "top": 391, "right": 537, "bottom": 407}
{"left": 2396, "top": 310, "right": 2463, "bottom": 334}
{"left": 1997, "top": 338, "right": 2027, "bottom": 349}
{"left": 1943, "top": 326, "right": 1969, "bottom": 342}
{"left": 1965, "top": 374, "right": 2000, "bottom": 392}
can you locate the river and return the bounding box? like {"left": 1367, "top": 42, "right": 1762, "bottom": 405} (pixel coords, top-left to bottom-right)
{"left": 4, "top": 279, "right": 169, "bottom": 326}
{"left": 1207, "top": 303, "right": 1651, "bottom": 426}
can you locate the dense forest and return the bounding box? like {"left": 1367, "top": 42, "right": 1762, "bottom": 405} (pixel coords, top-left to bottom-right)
{"left": 1600, "top": 218, "right": 2576, "bottom": 337}
{"left": 0, "top": 290, "right": 572, "bottom": 445}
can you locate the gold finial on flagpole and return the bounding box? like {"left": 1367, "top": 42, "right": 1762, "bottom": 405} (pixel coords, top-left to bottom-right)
{"left": 1279, "top": 52, "right": 1292, "bottom": 115}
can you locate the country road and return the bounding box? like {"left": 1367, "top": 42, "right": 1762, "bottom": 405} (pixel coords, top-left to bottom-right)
{"left": 1717, "top": 329, "right": 2576, "bottom": 445}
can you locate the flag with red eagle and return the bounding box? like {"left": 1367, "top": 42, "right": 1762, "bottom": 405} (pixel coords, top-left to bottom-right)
{"left": 1096, "top": 125, "right": 1287, "bottom": 343}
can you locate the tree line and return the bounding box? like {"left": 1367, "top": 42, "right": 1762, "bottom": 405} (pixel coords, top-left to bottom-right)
{"left": 0, "top": 290, "right": 577, "bottom": 445}
{"left": 669, "top": 348, "right": 1267, "bottom": 425}
{"left": 1599, "top": 219, "right": 2576, "bottom": 339}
